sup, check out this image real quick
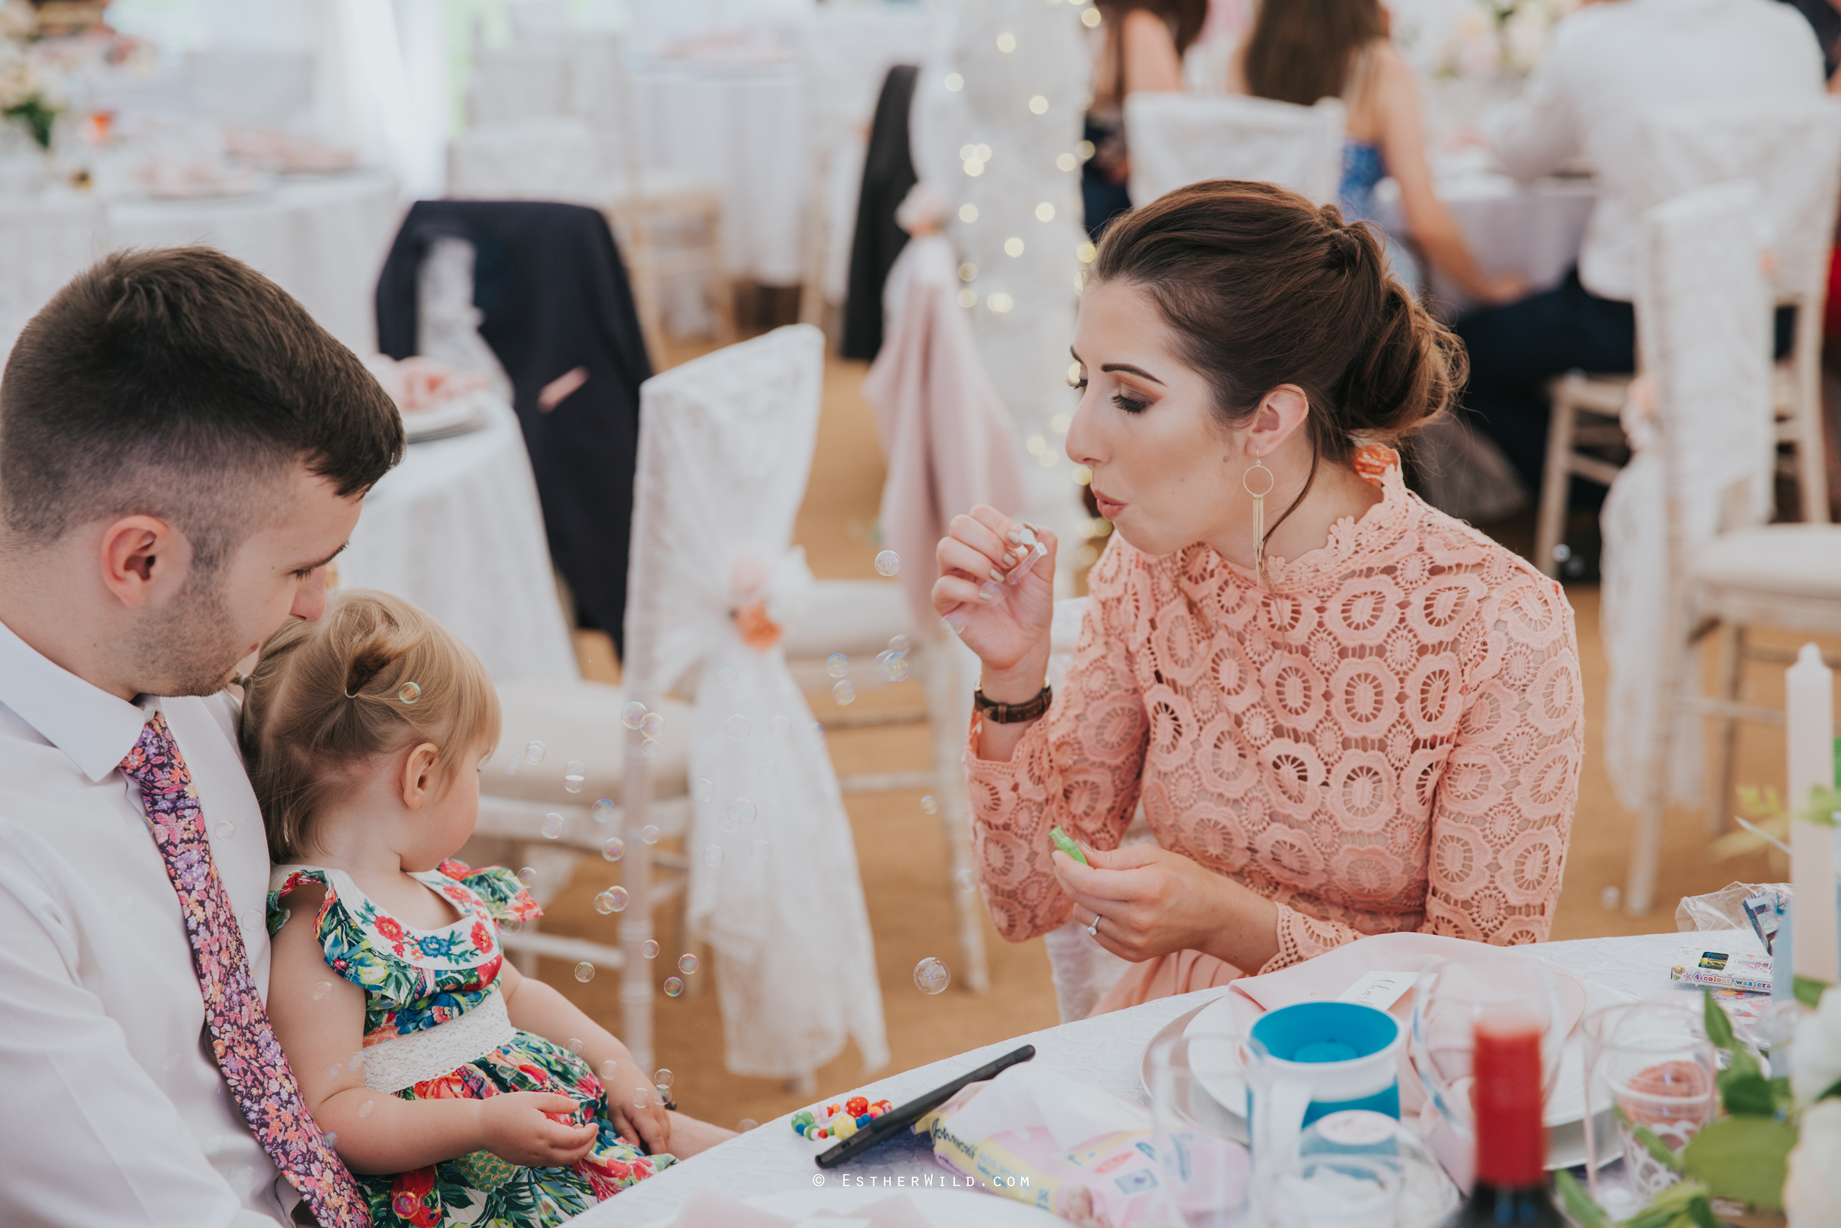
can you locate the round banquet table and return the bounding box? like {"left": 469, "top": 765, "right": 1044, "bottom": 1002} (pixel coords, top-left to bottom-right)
{"left": 1422, "top": 171, "right": 1597, "bottom": 318}
{"left": 0, "top": 167, "right": 401, "bottom": 358}
{"left": 630, "top": 60, "right": 809, "bottom": 286}
{"left": 580, "top": 928, "right": 1738, "bottom": 1224}
{"left": 337, "top": 392, "right": 579, "bottom": 687}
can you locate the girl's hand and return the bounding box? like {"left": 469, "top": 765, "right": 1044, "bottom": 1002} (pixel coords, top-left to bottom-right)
{"left": 932, "top": 506, "right": 1057, "bottom": 691}
{"left": 602, "top": 1056, "right": 672, "bottom": 1155}
{"left": 479, "top": 1092, "right": 599, "bottom": 1167}
{"left": 1050, "top": 842, "right": 1278, "bottom": 968}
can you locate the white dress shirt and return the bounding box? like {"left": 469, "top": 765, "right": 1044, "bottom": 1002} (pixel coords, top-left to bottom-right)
{"left": 1487, "top": 0, "right": 1824, "bottom": 301}
{"left": 0, "top": 617, "right": 288, "bottom": 1226}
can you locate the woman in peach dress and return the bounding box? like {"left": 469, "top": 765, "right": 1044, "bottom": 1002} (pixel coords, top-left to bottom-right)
{"left": 933, "top": 181, "right": 1583, "bottom": 1016}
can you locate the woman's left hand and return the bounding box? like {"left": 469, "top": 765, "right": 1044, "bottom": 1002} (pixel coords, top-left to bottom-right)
{"left": 1052, "top": 841, "right": 1277, "bottom": 968}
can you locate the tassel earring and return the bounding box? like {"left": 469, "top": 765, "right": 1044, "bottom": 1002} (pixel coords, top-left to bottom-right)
{"left": 1244, "top": 456, "right": 1274, "bottom": 581}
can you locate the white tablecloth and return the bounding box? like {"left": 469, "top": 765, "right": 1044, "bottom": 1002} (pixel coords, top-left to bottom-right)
{"left": 630, "top": 62, "right": 809, "bottom": 286}
{"left": 590, "top": 929, "right": 1715, "bottom": 1224}
{"left": 338, "top": 393, "right": 579, "bottom": 686}
{"left": 1426, "top": 172, "right": 1597, "bottom": 317}
{"left": 0, "top": 168, "right": 401, "bottom": 357}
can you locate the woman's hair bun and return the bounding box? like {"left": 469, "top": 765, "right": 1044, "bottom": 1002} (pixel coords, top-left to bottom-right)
{"left": 1091, "top": 180, "right": 1467, "bottom": 461}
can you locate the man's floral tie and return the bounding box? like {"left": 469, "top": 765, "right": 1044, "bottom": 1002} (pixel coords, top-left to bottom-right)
{"left": 121, "top": 713, "right": 368, "bottom": 1227}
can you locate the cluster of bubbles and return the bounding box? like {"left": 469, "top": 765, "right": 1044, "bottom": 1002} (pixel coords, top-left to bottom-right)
{"left": 621, "top": 702, "right": 665, "bottom": 759}
{"left": 594, "top": 886, "right": 629, "bottom": 914}
{"left": 875, "top": 549, "right": 900, "bottom": 577}
{"left": 655, "top": 1068, "right": 675, "bottom": 1103}
{"left": 826, "top": 653, "right": 855, "bottom": 706}
{"left": 877, "top": 634, "right": 913, "bottom": 683}
{"left": 574, "top": 961, "right": 595, "bottom": 983}
{"left": 914, "top": 957, "right": 951, "bottom": 995}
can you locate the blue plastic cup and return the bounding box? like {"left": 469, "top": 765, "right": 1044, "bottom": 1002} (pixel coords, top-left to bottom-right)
{"left": 1244, "top": 1001, "right": 1404, "bottom": 1155}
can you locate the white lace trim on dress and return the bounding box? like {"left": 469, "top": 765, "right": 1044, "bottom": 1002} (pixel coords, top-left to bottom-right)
{"left": 361, "top": 986, "right": 517, "bottom": 1093}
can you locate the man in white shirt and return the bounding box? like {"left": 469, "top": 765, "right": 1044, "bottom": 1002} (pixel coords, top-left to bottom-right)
{"left": 1454, "top": 0, "right": 1824, "bottom": 551}
{"left": 0, "top": 249, "right": 404, "bottom": 1225}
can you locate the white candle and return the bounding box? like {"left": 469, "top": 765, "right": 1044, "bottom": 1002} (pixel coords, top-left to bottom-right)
{"left": 1788, "top": 643, "right": 1837, "bottom": 985}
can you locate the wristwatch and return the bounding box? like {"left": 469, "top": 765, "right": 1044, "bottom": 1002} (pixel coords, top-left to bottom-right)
{"left": 973, "top": 685, "right": 1053, "bottom": 723}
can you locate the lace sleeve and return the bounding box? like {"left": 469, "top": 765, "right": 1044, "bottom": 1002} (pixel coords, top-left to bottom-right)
{"left": 1262, "top": 563, "right": 1583, "bottom": 972}
{"left": 965, "top": 540, "right": 1150, "bottom": 942}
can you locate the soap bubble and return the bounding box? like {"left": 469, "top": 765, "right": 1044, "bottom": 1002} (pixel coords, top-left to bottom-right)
{"left": 875, "top": 550, "right": 901, "bottom": 577}
{"left": 881, "top": 654, "right": 910, "bottom": 682}
{"left": 324, "top": 1132, "right": 338, "bottom": 1148}
{"left": 920, "top": 795, "right": 939, "bottom": 814}
{"left": 914, "top": 957, "right": 951, "bottom": 994}
{"left": 600, "top": 1059, "right": 621, "bottom": 1081}
{"left": 832, "top": 680, "right": 856, "bottom": 706}
{"left": 641, "top": 825, "right": 659, "bottom": 844}
{"left": 348, "top": 1051, "right": 365, "bottom": 1071}
{"left": 715, "top": 667, "right": 738, "bottom": 689}
{"left": 729, "top": 797, "right": 757, "bottom": 827}
{"left": 518, "top": 866, "right": 538, "bottom": 885}
{"left": 693, "top": 777, "right": 714, "bottom": 801}
{"left": 703, "top": 845, "right": 724, "bottom": 868}
{"left": 641, "top": 712, "right": 665, "bottom": 736}
{"left": 955, "top": 868, "right": 976, "bottom": 892}
{"left": 664, "top": 977, "right": 684, "bottom": 997}
{"left": 654, "top": 1068, "right": 675, "bottom": 1091}
{"left": 502, "top": 919, "right": 523, "bottom": 935}
{"left": 632, "top": 1086, "right": 651, "bottom": 1109}
{"left": 311, "top": 981, "right": 332, "bottom": 1001}
{"left": 888, "top": 634, "right": 912, "bottom": 655}
{"left": 574, "top": 961, "right": 595, "bottom": 982}
{"left": 641, "top": 939, "right": 659, "bottom": 959}
{"left": 357, "top": 1100, "right": 375, "bottom": 1119}
{"left": 811, "top": 722, "right": 827, "bottom": 744}
{"left": 592, "top": 798, "right": 616, "bottom": 824}
{"left": 568, "top": 1038, "right": 585, "bottom": 1055}
{"left": 1600, "top": 886, "right": 1622, "bottom": 911}
{"left": 739, "top": 1118, "right": 758, "bottom": 1131}
{"left": 770, "top": 714, "right": 790, "bottom": 737}
{"left": 506, "top": 759, "right": 520, "bottom": 776}
{"left": 752, "top": 839, "right": 771, "bottom": 861}
{"left": 825, "top": 653, "right": 849, "bottom": 678}
{"left": 640, "top": 737, "right": 660, "bottom": 759}
{"left": 979, "top": 580, "right": 1003, "bottom": 603}
{"left": 324, "top": 1064, "right": 342, "bottom": 1080}
{"left": 525, "top": 740, "right": 546, "bottom": 765}
{"left": 725, "top": 714, "right": 751, "bottom": 742}
{"left": 594, "top": 886, "right": 629, "bottom": 914}
{"left": 621, "top": 701, "right": 647, "bottom": 729}
{"left": 231, "top": 1166, "right": 254, "bottom": 1190}
{"left": 757, "top": 758, "right": 777, "bottom": 780}
{"left": 214, "top": 820, "right": 235, "bottom": 841}
{"left": 397, "top": 682, "right": 421, "bottom": 704}
{"left": 601, "top": 836, "right": 625, "bottom": 862}
{"left": 540, "top": 813, "right": 565, "bottom": 839}
{"left": 678, "top": 954, "right": 699, "bottom": 975}
{"left": 718, "top": 810, "right": 740, "bottom": 834}
{"left": 564, "top": 761, "right": 585, "bottom": 793}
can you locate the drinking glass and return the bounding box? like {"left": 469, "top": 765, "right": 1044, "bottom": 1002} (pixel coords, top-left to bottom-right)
{"left": 1410, "top": 952, "right": 1562, "bottom": 1149}
{"left": 1147, "top": 1032, "right": 1254, "bottom": 1227}
{"left": 1253, "top": 1110, "right": 1459, "bottom": 1228}
{"left": 1580, "top": 1000, "right": 1718, "bottom": 1218}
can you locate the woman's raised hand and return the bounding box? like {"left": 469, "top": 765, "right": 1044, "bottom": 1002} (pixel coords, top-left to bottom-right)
{"left": 932, "top": 506, "right": 1057, "bottom": 691}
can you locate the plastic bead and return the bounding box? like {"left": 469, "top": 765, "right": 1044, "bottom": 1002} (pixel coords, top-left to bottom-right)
{"left": 793, "top": 1111, "right": 815, "bottom": 1127}
{"left": 845, "top": 1096, "right": 869, "bottom": 1117}
{"left": 857, "top": 1113, "right": 872, "bottom": 1128}
{"left": 835, "top": 1117, "right": 858, "bottom": 1138}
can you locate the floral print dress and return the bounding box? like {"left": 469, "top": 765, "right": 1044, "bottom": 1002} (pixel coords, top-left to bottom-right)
{"left": 268, "top": 860, "right": 672, "bottom": 1227}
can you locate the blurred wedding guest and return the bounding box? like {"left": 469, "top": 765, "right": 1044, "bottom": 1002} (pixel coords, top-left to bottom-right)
{"left": 1454, "top": 0, "right": 1823, "bottom": 511}
{"left": 1227, "top": 0, "right": 1523, "bottom": 303}
{"left": 1084, "top": 0, "right": 1209, "bottom": 236}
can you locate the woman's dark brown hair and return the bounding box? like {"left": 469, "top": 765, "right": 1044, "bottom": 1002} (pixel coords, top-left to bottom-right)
{"left": 1243, "top": 0, "right": 1386, "bottom": 107}
{"left": 1091, "top": 179, "right": 1464, "bottom": 537}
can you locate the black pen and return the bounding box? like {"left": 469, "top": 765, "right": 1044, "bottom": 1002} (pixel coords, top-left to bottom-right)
{"left": 814, "top": 1044, "right": 1037, "bottom": 1169}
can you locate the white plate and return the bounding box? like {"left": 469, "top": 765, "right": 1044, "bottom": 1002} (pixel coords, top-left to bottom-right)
{"left": 1163, "top": 980, "right": 1637, "bottom": 1169}
{"left": 633, "top": 1184, "right": 1066, "bottom": 1227}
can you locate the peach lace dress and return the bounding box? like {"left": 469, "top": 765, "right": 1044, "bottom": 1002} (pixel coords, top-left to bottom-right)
{"left": 966, "top": 454, "right": 1583, "bottom": 1015}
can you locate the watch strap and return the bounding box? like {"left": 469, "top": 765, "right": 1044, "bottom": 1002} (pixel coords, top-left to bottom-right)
{"left": 973, "top": 685, "right": 1053, "bottom": 724}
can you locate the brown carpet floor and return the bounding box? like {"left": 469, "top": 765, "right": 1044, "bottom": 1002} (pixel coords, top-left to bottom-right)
{"left": 536, "top": 343, "right": 1829, "bottom": 1135}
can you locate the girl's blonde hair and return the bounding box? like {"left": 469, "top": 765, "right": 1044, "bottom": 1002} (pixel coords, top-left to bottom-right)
{"left": 238, "top": 589, "right": 501, "bottom": 863}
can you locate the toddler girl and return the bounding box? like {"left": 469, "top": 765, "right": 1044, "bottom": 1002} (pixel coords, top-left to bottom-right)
{"left": 240, "top": 590, "right": 673, "bottom": 1227}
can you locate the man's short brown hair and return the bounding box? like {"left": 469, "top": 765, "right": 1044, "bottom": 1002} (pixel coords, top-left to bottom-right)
{"left": 0, "top": 247, "right": 404, "bottom": 565}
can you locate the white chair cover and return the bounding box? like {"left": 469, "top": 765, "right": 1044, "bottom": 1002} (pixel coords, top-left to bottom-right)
{"left": 465, "top": 45, "right": 574, "bottom": 124}
{"left": 1124, "top": 93, "right": 1345, "bottom": 208}
{"left": 1600, "top": 180, "right": 1773, "bottom": 813}
{"left": 624, "top": 325, "right": 889, "bottom": 1079}
{"left": 864, "top": 234, "right": 1029, "bottom": 631}
{"left": 1623, "top": 101, "right": 1841, "bottom": 302}
{"left": 447, "top": 117, "right": 605, "bottom": 202}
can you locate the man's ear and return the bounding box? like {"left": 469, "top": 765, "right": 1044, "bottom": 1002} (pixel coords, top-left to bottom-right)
{"left": 99, "top": 516, "right": 187, "bottom": 609}
{"left": 399, "top": 742, "right": 442, "bottom": 810}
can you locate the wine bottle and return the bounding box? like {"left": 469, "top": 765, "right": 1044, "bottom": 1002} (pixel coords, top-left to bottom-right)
{"left": 1446, "top": 1022, "right": 1565, "bottom": 1226}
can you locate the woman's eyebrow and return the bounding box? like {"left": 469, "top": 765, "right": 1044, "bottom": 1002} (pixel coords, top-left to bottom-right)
{"left": 1099, "top": 363, "right": 1165, "bottom": 386}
